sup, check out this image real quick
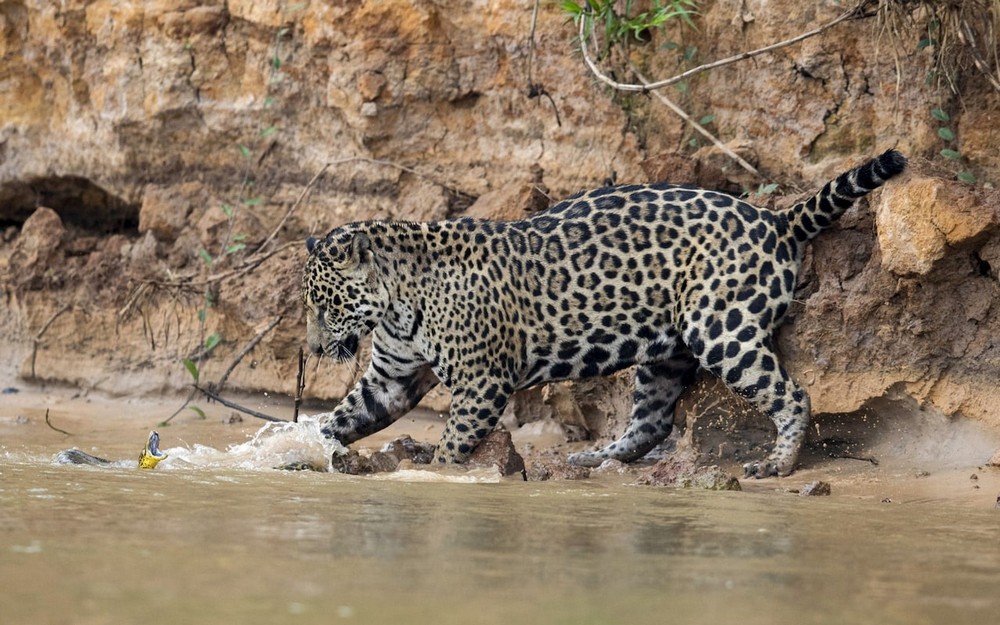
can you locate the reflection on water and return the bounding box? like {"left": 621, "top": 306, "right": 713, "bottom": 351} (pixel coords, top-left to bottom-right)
{"left": 1, "top": 413, "right": 999, "bottom": 624}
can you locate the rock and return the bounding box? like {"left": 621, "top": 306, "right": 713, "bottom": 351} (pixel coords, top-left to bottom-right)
{"left": 876, "top": 177, "right": 999, "bottom": 275}
{"left": 591, "top": 459, "right": 630, "bottom": 475}
{"left": 467, "top": 429, "right": 525, "bottom": 477}
{"left": 368, "top": 451, "right": 400, "bottom": 473}
{"left": 525, "top": 460, "right": 591, "bottom": 482}
{"left": 464, "top": 175, "right": 550, "bottom": 221}
{"left": 139, "top": 183, "right": 199, "bottom": 242}
{"left": 637, "top": 455, "right": 741, "bottom": 491}
{"left": 798, "top": 480, "right": 832, "bottom": 496}
{"left": 329, "top": 449, "right": 399, "bottom": 475}
{"left": 382, "top": 435, "right": 436, "bottom": 464}
{"left": 988, "top": 448, "right": 1000, "bottom": 467}
{"left": 330, "top": 450, "right": 371, "bottom": 475}
{"left": 8, "top": 207, "right": 66, "bottom": 286}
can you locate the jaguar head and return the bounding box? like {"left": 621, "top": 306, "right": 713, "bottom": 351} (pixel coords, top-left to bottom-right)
{"left": 301, "top": 228, "right": 390, "bottom": 362}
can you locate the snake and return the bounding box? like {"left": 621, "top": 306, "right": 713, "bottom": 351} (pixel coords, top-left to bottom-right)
{"left": 54, "top": 431, "right": 168, "bottom": 469}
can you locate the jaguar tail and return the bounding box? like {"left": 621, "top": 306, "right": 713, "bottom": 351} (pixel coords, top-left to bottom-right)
{"left": 787, "top": 149, "right": 907, "bottom": 243}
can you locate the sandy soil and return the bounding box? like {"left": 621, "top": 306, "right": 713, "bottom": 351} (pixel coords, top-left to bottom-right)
{"left": 2, "top": 384, "right": 998, "bottom": 510}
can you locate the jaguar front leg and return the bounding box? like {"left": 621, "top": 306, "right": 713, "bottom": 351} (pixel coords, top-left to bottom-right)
{"left": 319, "top": 361, "right": 438, "bottom": 445}
{"left": 433, "top": 381, "right": 513, "bottom": 464}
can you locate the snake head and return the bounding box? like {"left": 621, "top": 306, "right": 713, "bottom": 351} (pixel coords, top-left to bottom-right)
{"left": 138, "top": 430, "right": 168, "bottom": 469}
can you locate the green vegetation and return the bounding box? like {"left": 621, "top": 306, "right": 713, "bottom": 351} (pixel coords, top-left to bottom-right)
{"left": 561, "top": 0, "right": 699, "bottom": 58}
{"left": 930, "top": 107, "right": 977, "bottom": 185}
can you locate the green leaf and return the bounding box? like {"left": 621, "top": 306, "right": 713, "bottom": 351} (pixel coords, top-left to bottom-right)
{"left": 263, "top": 96, "right": 276, "bottom": 109}
{"left": 197, "top": 249, "right": 213, "bottom": 267}
{"left": 674, "top": 81, "right": 689, "bottom": 94}
{"left": 259, "top": 126, "right": 278, "bottom": 138}
{"left": 931, "top": 107, "right": 950, "bottom": 122}
{"left": 188, "top": 406, "right": 207, "bottom": 420}
{"left": 940, "top": 148, "right": 962, "bottom": 160}
{"left": 937, "top": 127, "right": 955, "bottom": 141}
{"left": 683, "top": 45, "right": 698, "bottom": 62}
{"left": 221, "top": 203, "right": 234, "bottom": 217}
{"left": 957, "top": 171, "right": 977, "bottom": 184}
{"left": 242, "top": 196, "right": 263, "bottom": 206}
{"left": 197, "top": 308, "right": 207, "bottom": 323}
{"left": 560, "top": 1, "right": 583, "bottom": 15}
{"left": 232, "top": 233, "right": 249, "bottom": 242}
{"left": 204, "top": 333, "right": 222, "bottom": 352}
{"left": 757, "top": 182, "right": 779, "bottom": 195}
{"left": 225, "top": 243, "right": 247, "bottom": 255}
{"left": 238, "top": 144, "right": 252, "bottom": 158}
{"left": 698, "top": 114, "right": 715, "bottom": 126}
{"left": 182, "top": 358, "right": 200, "bottom": 382}
{"left": 271, "top": 55, "right": 281, "bottom": 71}
{"left": 917, "top": 37, "right": 936, "bottom": 50}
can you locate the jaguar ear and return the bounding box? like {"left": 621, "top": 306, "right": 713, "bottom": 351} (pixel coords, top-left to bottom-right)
{"left": 349, "top": 232, "right": 372, "bottom": 266}
{"left": 306, "top": 236, "right": 318, "bottom": 253}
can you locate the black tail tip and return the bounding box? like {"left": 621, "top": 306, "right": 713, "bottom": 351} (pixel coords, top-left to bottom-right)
{"left": 877, "top": 149, "right": 908, "bottom": 178}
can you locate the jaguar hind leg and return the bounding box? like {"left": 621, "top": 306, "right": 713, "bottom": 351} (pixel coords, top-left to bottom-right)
{"left": 685, "top": 322, "right": 809, "bottom": 478}
{"left": 567, "top": 353, "right": 698, "bottom": 468}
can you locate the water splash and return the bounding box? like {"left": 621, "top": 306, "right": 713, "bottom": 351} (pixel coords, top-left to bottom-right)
{"left": 160, "top": 414, "right": 348, "bottom": 472}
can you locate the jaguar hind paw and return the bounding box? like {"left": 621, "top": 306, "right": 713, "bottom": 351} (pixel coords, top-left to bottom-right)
{"left": 742, "top": 459, "right": 792, "bottom": 479}
{"left": 566, "top": 451, "right": 606, "bottom": 468}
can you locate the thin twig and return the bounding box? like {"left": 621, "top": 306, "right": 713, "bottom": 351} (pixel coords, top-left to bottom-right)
{"left": 293, "top": 346, "right": 306, "bottom": 424}
{"left": 195, "top": 385, "right": 287, "bottom": 422}
{"left": 253, "top": 163, "right": 332, "bottom": 257}
{"left": 161, "top": 387, "right": 198, "bottom": 425}
{"left": 213, "top": 315, "right": 283, "bottom": 393}
{"left": 527, "top": 0, "right": 540, "bottom": 88}
{"left": 30, "top": 304, "right": 71, "bottom": 380}
{"left": 44, "top": 408, "right": 72, "bottom": 436}
{"left": 959, "top": 18, "right": 1000, "bottom": 92}
{"left": 629, "top": 64, "right": 760, "bottom": 178}
{"left": 140, "top": 241, "right": 298, "bottom": 291}
{"left": 578, "top": 2, "right": 868, "bottom": 93}
{"left": 525, "top": 0, "right": 563, "bottom": 127}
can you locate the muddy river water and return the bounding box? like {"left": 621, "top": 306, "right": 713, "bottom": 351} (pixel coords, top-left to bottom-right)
{"left": 2, "top": 390, "right": 999, "bottom": 625}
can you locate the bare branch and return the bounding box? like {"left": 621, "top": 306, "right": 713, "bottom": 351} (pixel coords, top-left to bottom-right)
{"left": 629, "top": 64, "right": 760, "bottom": 179}
{"left": 213, "top": 315, "right": 283, "bottom": 393}
{"left": 253, "top": 163, "right": 332, "bottom": 257}
{"left": 30, "top": 303, "right": 71, "bottom": 380}
{"left": 578, "top": 3, "right": 868, "bottom": 93}
{"left": 195, "top": 385, "right": 287, "bottom": 422}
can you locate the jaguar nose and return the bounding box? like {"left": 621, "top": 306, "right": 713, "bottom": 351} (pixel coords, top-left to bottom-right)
{"left": 308, "top": 342, "right": 325, "bottom": 357}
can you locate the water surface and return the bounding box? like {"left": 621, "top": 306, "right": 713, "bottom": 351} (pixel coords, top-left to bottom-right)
{"left": 2, "top": 393, "right": 999, "bottom": 624}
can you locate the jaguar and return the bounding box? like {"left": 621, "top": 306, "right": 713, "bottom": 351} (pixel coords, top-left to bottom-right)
{"left": 302, "top": 149, "right": 907, "bottom": 477}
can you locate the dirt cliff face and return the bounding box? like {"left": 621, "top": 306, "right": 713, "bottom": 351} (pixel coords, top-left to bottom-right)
{"left": 2, "top": 1, "right": 999, "bottom": 443}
